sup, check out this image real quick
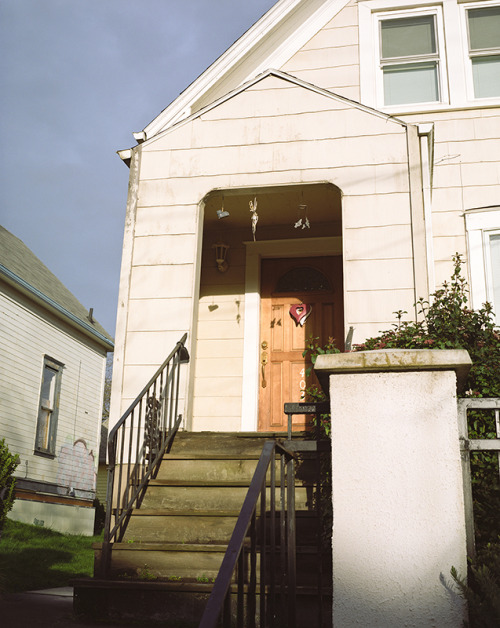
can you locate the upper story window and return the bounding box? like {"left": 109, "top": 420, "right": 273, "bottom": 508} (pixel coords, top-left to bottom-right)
{"left": 465, "top": 5, "right": 500, "bottom": 98}
{"left": 380, "top": 14, "right": 442, "bottom": 105}
{"left": 359, "top": 0, "right": 500, "bottom": 111}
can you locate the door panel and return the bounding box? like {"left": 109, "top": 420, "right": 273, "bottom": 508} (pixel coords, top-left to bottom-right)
{"left": 258, "top": 256, "right": 343, "bottom": 432}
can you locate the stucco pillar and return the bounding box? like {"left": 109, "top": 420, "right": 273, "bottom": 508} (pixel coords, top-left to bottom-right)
{"left": 314, "top": 349, "right": 471, "bottom": 628}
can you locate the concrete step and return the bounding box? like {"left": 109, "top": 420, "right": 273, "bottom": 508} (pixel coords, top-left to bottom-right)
{"left": 156, "top": 455, "right": 319, "bottom": 483}
{"left": 123, "top": 510, "right": 321, "bottom": 545}
{"left": 73, "top": 578, "right": 332, "bottom": 627}
{"left": 167, "top": 431, "right": 308, "bottom": 456}
{"left": 140, "top": 483, "right": 314, "bottom": 511}
{"left": 105, "top": 542, "right": 331, "bottom": 585}
{"left": 102, "top": 544, "right": 330, "bottom": 585}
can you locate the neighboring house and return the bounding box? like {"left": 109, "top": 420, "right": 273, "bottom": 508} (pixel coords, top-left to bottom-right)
{"left": 110, "top": 0, "right": 500, "bottom": 436}
{"left": 0, "top": 226, "right": 114, "bottom": 535}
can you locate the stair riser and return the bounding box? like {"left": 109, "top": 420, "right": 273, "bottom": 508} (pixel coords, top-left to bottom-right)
{"left": 155, "top": 458, "right": 260, "bottom": 482}
{"left": 141, "top": 485, "right": 314, "bottom": 511}
{"left": 108, "top": 548, "right": 331, "bottom": 585}
{"left": 156, "top": 458, "right": 320, "bottom": 483}
{"left": 124, "top": 514, "right": 320, "bottom": 545}
{"left": 75, "top": 585, "right": 332, "bottom": 628}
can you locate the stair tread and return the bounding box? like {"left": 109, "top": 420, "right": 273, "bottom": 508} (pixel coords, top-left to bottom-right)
{"left": 74, "top": 578, "right": 332, "bottom": 595}
{"left": 130, "top": 508, "right": 320, "bottom": 517}
{"left": 164, "top": 454, "right": 262, "bottom": 460}
{"left": 148, "top": 479, "right": 315, "bottom": 487}
{"left": 108, "top": 542, "right": 328, "bottom": 555}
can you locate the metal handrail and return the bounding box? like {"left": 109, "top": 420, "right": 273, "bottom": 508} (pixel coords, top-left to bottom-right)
{"left": 100, "top": 334, "right": 189, "bottom": 576}
{"left": 199, "top": 440, "right": 298, "bottom": 628}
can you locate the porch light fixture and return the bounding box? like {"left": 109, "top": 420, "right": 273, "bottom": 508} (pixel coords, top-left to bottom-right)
{"left": 213, "top": 242, "right": 229, "bottom": 273}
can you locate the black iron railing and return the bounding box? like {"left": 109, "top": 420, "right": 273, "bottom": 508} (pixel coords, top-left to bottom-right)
{"left": 100, "top": 334, "right": 189, "bottom": 576}
{"left": 199, "top": 440, "right": 298, "bottom": 628}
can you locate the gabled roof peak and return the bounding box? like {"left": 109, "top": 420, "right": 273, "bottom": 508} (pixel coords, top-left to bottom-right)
{"left": 136, "top": 0, "right": 352, "bottom": 142}
{"left": 134, "top": 68, "right": 407, "bottom": 152}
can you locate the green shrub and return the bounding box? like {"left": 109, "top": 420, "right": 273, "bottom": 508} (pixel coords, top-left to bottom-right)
{"left": 452, "top": 541, "right": 500, "bottom": 627}
{"left": 0, "top": 438, "right": 20, "bottom": 539}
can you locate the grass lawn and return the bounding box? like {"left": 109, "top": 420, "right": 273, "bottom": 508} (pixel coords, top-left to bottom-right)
{"left": 0, "top": 518, "right": 102, "bottom": 593}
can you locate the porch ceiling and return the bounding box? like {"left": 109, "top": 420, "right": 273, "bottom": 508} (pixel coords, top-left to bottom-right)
{"left": 203, "top": 183, "right": 341, "bottom": 230}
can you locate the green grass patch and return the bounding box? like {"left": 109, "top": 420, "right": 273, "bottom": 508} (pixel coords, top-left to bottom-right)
{"left": 0, "top": 518, "right": 102, "bottom": 593}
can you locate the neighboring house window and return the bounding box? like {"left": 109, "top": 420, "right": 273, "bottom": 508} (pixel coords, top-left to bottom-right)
{"left": 379, "top": 12, "right": 443, "bottom": 106}
{"left": 465, "top": 208, "right": 500, "bottom": 325}
{"left": 465, "top": 4, "right": 500, "bottom": 98}
{"left": 35, "top": 357, "right": 63, "bottom": 456}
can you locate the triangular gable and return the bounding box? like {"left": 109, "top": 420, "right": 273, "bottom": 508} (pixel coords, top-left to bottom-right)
{"left": 122, "top": 69, "right": 408, "bottom": 158}
{"left": 137, "top": 0, "right": 352, "bottom": 142}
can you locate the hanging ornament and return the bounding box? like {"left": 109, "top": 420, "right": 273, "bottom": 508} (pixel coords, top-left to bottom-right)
{"left": 289, "top": 303, "right": 312, "bottom": 326}
{"left": 294, "top": 203, "right": 310, "bottom": 230}
{"left": 249, "top": 197, "right": 259, "bottom": 241}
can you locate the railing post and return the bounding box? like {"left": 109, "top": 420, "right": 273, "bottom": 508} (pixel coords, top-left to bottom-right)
{"left": 286, "top": 456, "right": 296, "bottom": 628}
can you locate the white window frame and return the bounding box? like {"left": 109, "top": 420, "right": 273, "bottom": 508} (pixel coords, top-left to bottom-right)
{"left": 465, "top": 207, "right": 500, "bottom": 324}
{"left": 461, "top": 1, "right": 500, "bottom": 101}
{"left": 375, "top": 7, "right": 448, "bottom": 108}
{"left": 359, "top": 0, "right": 500, "bottom": 112}
{"left": 35, "top": 356, "right": 64, "bottom": 457}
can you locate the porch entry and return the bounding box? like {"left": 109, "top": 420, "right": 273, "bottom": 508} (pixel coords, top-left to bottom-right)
{"left": 258, "top": 255, "right": 343, "bottom": 432}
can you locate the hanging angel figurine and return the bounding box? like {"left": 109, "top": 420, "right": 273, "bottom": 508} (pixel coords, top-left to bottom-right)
{"left": 249, "top": 197, "right": 259, "bottom": 241}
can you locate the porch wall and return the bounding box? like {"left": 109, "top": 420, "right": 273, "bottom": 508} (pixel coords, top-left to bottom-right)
{"left": 193, "top": 229, "right": 247, "bottom": 431}
{"left": 278, "top": 0, "right": 500, "bottom": 290}
{"left": 110, "top": 74, "right": 420, "bottom": 431}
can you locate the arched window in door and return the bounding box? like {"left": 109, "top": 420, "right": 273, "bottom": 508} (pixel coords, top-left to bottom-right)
{"left": 274, "top": 266, "right": 331, "bottom": 293}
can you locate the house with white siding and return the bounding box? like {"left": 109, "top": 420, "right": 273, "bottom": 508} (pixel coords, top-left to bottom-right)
{"left": 0, "top": 226, "right": 114, "bottom": 535}
{"left": 110, "top": 0, "right": 500, "bottom": 437}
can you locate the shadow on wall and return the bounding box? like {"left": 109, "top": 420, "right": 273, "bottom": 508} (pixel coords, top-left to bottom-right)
{"left": 56, "top": 439, "right": 96, "bottom": 497}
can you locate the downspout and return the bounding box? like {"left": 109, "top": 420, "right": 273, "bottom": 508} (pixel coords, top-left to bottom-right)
{"left": 418, "top": 123, "right": 436, "bottom": 296}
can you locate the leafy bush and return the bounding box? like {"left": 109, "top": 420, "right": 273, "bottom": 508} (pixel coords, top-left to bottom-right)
{"left": 354, "top": 254, "right": 500, "bottom": 397}
{"left": 452, "top": 542, "right": 500, "bottom": 627}
{"left": 0, "top": 438, "right": 19, "bottom": 540}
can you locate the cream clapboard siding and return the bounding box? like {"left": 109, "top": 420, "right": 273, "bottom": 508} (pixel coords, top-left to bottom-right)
{"left": 403, "top": 108, "right": 500, "bottom": 287}
{"left": 0, "top": 284, "right": 106, "bottom": 488}
{"left": 280, "top": 0, "right": 359, "bottom": 100}
{"left": 278, "top": 0, "right": 500, "bottom": 291}
{"left": 115, "top": 73, "right": 415, "bottom": 431}
{"left": 193, "top": 229, "right": 246, "bottom": 431}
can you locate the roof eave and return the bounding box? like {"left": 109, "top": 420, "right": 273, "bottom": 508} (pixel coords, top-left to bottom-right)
{"left": 140, "top": 0, "right": 305, "bottom": 140}
{"left": 0, "top": 264, "right": 114, "bottom": 352}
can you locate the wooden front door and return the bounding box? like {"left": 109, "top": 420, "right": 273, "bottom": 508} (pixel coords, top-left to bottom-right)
{"left": 258, "top": 256, "right": 343, "bottom": 432}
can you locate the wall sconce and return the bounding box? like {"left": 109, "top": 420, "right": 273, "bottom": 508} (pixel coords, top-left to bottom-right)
{"left": 213, "top": 242, "right": 229, "bottom": 273}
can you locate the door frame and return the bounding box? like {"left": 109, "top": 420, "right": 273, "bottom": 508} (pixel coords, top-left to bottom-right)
{"left": 240, "top": 236, "right": 342, "bottom": 431}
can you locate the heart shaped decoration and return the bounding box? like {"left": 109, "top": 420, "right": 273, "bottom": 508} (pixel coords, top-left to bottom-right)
{"left": 289, "top": 304, "right": 312, "bottom": 327}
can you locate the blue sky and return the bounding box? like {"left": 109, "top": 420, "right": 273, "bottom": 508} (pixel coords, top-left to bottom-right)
{"left": 0, "top": 0, "right": 277, "bottom": 337}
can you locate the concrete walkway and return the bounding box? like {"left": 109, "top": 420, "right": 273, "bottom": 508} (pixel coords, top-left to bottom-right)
{"left": 0, "top": 587, "right": 120, "bottom": 627}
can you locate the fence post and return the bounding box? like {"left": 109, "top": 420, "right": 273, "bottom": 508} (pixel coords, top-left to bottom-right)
{"left": 315, "top": 349, "right": 471, "bottom": 628}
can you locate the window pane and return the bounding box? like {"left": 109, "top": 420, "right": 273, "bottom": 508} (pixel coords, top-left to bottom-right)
{"left": 275, "top": 267, "right": 331, "bottom": 292}
{"left": 36, "top": 409, "right": 51, "bottom": 450}
{"left": 40, "top": 365, "right": 57, "bottom": 409}
{"left": 468, "top": 7, "right": 500, "bottom": 51}
{"left": 381, "top": 16, "right": 436, "bottom": 59}
{"left": 490, "top": 234, "right": 500, "bottom": 323}
{"left": 472, "top": 56, "right": 500, "bottom": 98}
{"left": 383, "top": 62, "right": 439, "bottom": 105}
